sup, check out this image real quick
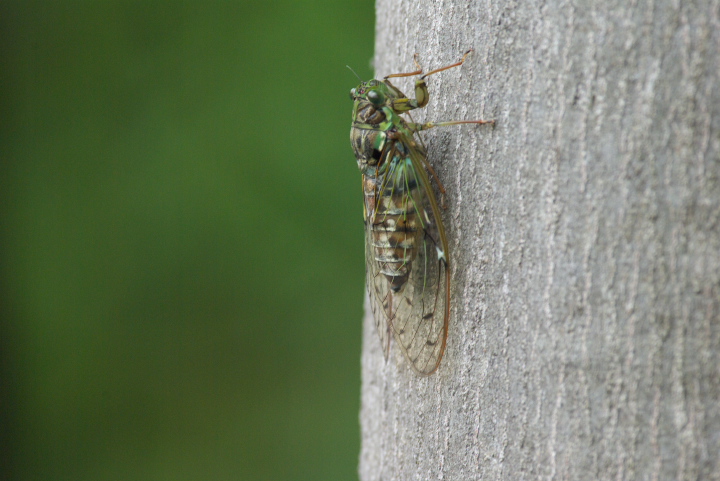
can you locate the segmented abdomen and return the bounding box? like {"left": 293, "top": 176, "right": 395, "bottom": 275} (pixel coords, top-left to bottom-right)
{"left": 364, "top": 156, "right": 422, "bottom": 293}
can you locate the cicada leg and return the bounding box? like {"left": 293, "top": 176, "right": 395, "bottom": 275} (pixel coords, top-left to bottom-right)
{"left": 386, "top": 50, "right": 481, "bottom": 112}
{"left": 419, "top": 49, "right": 474, "bottom": 79}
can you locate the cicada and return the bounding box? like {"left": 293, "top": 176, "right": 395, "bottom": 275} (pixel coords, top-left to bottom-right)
{"left": 349, "top": 50, "right": 494, "bottom": 375}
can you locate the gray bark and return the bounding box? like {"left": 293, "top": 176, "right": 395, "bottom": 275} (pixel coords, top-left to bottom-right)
{"left": 359, "top": 1, "right": 720, "bottom": 480}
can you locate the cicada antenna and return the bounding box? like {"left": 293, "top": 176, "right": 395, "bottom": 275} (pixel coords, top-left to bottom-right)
{"left": 346, "top": 65, "right": 363, "bottom": 82}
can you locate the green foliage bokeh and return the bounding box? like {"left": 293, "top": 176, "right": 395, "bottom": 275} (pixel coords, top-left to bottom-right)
{"left": 0, "top": 2, "right": 374, "bottom": 480}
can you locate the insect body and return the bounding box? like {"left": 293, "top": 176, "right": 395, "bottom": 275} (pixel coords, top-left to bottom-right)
{"left": 349, "top": 51, "right": 494, "bottom": 375}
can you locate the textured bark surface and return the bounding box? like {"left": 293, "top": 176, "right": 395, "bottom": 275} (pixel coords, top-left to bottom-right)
{"left": 359, "top": 1, "right": 720, "bottom": 480}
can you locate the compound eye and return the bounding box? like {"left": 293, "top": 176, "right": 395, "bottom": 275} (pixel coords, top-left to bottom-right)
{"left": 367, "top": 89, "right": 384, "bottom": 105}
{"left": 349, "top": 88, "right": 356, "bottom": 100}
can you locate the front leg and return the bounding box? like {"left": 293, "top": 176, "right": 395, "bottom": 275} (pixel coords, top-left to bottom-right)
{"left": 386, "top": 50, "right": 477, "bottom": 114}
{"left": 390, "top": 78, "right": 430, "bottom": 112}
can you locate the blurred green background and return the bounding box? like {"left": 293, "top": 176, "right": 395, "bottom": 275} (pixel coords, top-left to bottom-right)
{"left": 0, "top": 2, "right": 373, "bottom": 480}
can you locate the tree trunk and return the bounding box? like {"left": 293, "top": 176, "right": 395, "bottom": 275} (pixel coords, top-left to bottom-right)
{"left": 359, "top": 1, "right": 720, "bottom": 480}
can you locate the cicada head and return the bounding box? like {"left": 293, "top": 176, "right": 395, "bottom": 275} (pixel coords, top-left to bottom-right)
{"left": 350, "top": 80, "right": 396, "bottom": 125}
{"left": 350, "top": 79, "right": 390, "bottom": 104}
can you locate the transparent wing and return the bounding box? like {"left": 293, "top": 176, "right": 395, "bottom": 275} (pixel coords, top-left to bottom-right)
{"left": 363, "top": 136, "right": 450, "bottom": 375}
{"left": 364, "top": 209, "right": 392, "bottom": 360}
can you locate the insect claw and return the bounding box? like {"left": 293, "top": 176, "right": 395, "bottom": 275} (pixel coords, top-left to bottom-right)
{"left": 412, "top": 53, "right": 422, "bottom": 72}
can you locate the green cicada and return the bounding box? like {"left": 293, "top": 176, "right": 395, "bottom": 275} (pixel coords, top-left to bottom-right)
{"left": 349, "top": 50, "right": 494, "bottom": 375}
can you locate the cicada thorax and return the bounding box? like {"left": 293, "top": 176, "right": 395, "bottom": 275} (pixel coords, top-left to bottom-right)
{"left": 364, "top": 141, "right": 427, "bottom": 294}
{"left": 350, "top": 99, "right": 394, "bottom": 174}
{"left": 355, "top": 101, "right": 386, "bottom": 125}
